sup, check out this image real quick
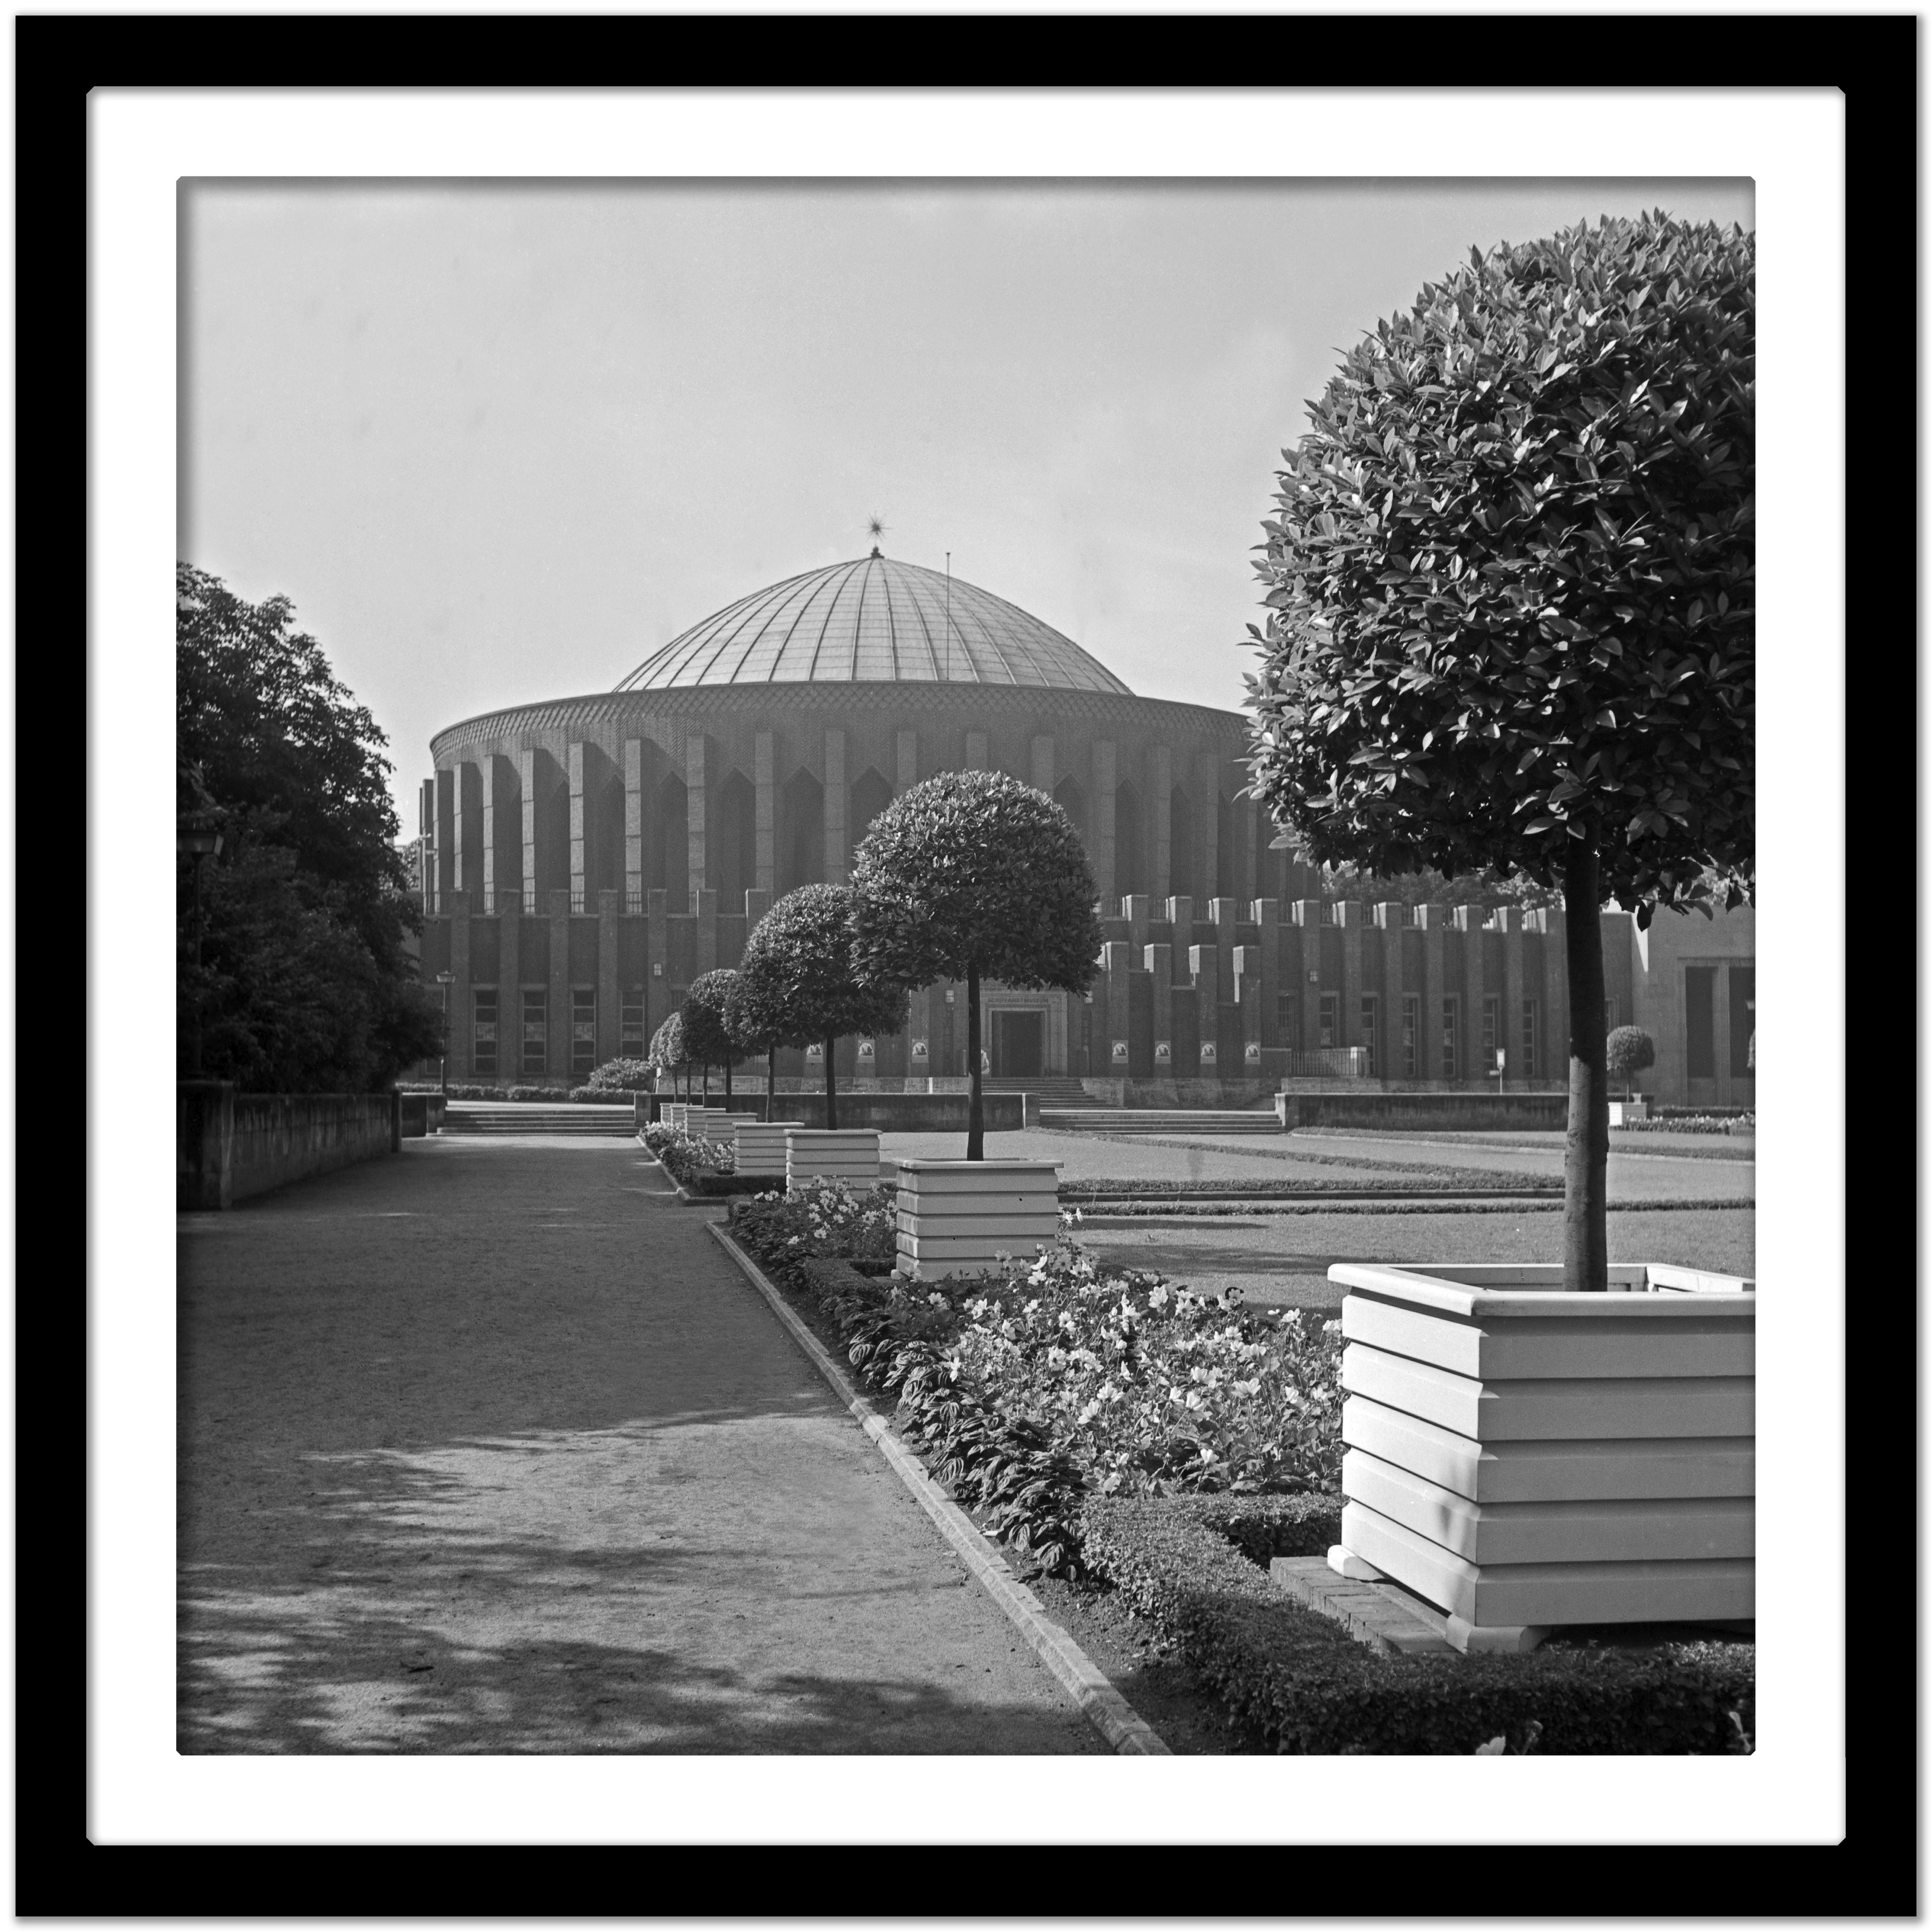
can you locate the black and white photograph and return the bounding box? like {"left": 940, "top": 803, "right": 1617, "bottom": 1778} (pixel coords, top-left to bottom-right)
{"left": 73, "top": 72, "right": 1861, "bottom": 1862}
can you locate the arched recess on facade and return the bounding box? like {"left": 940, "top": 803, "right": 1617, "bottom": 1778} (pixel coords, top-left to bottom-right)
{"left": 650, "top": 772, "right": 688, "bottom": 910}
{"left": 1115, "top": 781, "right": 1143, "bottom": 900}
{"left": 593, "top": 770, "right": 625, "bottom": 898}
{"left": 849, "top": 767, "right": 893, "bottom": 868}
{"left": 1053, "top": 776, "right": 1087, "bottom": 842}
{"left": 536, "top": 767, "right": 571, "bottom": 899}
{"left": 779, "top": 769, "right": 824, "bottom": 895}
{"left": 1169, "top": 784, "right": 1195, "bottom": 903}
{"left": 714, "top": 770, "right": 757, "bottom": 914}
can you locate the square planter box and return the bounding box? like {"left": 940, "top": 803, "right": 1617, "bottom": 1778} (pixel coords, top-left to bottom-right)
{"left": 893, "top": 1158, "right": 1062, "bottom": 1282}
{"left": 1609, "top": 1098, "right": 1650, "bottom": 1126}
{"left": 732, "top": 1119, "right": 806, "bottom": 1180}
{"left": 785, "top": 1128, "right": 882, "bottom": 1190}
{"left": 1330, "top": 1261, "right": 1754, "bottom": 1650}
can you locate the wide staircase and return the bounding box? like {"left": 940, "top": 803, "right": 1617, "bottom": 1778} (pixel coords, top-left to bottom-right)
{"left": 980, "top": 1077, "right": 1110, "bottom": 1112}
{"left": 441, "top": 1102, "right": 638, "bottom": 1138}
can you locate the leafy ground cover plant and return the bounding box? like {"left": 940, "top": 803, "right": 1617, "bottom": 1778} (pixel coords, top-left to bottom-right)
{"left": 1617, "top": 1114, "right": 1754, "bottom": 1135}
{"left": 586, "top": 1057, "right": 657, "bottom": 1092}
{"left": 642, "top": 1122, "right": 737, "bottom": 1183}
{"left": 728, "top": 1185, "right": 1343, "bottom": 1574}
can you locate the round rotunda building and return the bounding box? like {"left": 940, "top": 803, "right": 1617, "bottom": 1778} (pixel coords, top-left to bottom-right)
{"left": 414, "top": 549, "right": 1428, "bottom": 1095}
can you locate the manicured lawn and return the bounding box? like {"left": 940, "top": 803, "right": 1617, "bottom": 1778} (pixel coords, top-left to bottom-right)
{"left": 1075, "top": 1206, "right": 1756, "bottom": 1311}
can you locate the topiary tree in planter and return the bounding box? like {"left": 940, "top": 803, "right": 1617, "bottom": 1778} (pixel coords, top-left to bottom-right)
{"left": 1605, "top": 1025, "right": 1656, "bottom": 1101}
{"left": 731, "top": 884, "right": 906, "bottom": 1131}
{"left": 648, "top": 1011, "right": 689, "bottom": 1101}
{"left": 1245, "top": 212, "right": 1753, "bottom": 1290}
{"left": 851, "top": 770, "right": 1102, "bottom": 1160}
{"left": 681, "top": 969, "right": 741, "bottom": 1104}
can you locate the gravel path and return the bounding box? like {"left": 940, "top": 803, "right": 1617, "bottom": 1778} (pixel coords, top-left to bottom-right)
{"left": 177, "top": 1138, "right": 1103, "bottom": 1754}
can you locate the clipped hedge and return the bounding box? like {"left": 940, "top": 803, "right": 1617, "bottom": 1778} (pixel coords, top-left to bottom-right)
{"left": 1078, "top": 1497, "right": 1755, "bottom": 1755}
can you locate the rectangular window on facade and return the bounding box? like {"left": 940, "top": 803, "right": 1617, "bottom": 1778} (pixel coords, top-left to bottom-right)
{"left": 571, "top": 988, "right": 597, "bottom": 1077}
{"left": 1402, "top": 994, "right": 1421, "bottom": 1079}
{"left": 621, "top": 991, "right": 646, "bottom": 1062}
{"left": 473, "top": 988, "right": 498, "bottom": 1079}
{"left": 1360, "top": 995, "right": 1379, "bottom": 1077}
{"left": 1685, "top": 966, "right": 1716, "bottom": 1079}
{"left": 1521, "top": 999, "right": 1539, "bottom": 1079}
{"left": 1318, "top": 992, "right": 1339, "bottom": 1050}
{"left": 1482, "top": 995, "right": 1500, "bottom": 1069}
{"left": 1440, "top": 996, "right": 1459, "bottom": 1080}
{"left": 521, "top": 988, "right": 547, "bottom": 1076}
{"left": 1729, "top": 965, "right": 1755, "bottom": 1078}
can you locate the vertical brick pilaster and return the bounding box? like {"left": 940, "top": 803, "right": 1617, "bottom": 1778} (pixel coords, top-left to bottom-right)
{"left": 1092, "top": 739, "right": 1117, "bottom": 908}
{"left": 646, "top": 887, "right": 668, "bottom": 1039}
{"left": 1339, "top": 900, "right": 1364, "bottom": 1050}
{"left": 1102, "top": 940, "right": 1134, "bottom": 1071}
{"left": 1543, "top": 905, "right": 1568, "bottom": 1087}
{"left": 434, "top": 768, "right": 456, "bottom": 914}
{"left": 518, "top": 749, "right": 539, "bottom": 910}
{"left": 548, "top": 890, "right": 571, "bottom": 1078}
{"left": 1143, "top": 941, "right": 1173, "bottom": 1071}
{"left": 1497, "top": 907, "right": 1524, "bottom": 1087}
{"left": 1457, "top": 904, "right": 1484, "bottom": 1087}
{"left": 598, "top": 890, "right": 621, "bottom": 1065}
{"left": 624, "top": 738, "right": 644, "bottom": 906}
{"left": 1197, "top": 753, "right": 1219, "bottom": 903}
{"left": 1292, "top": 900, "right": 1324, "bottom": 1057}
{"left": 1209, "top": 898, "right": 1238, "bottom": 1006}
{"left": 480, "top": 757, "right": 502, "bottom": 913}
{"left": 449, "top": 890, "right": 472, "bottom": 1075}
{"left": 684, "top": 735, "right": 708, "bottom": 912}
{"left": 1150, "top": 744, "right": 1172, "bottom": 903}
{"left": 753, "top": 730, "right": 774, "bottom": 895}
{"left": 568, "top": 743, "right": 589, "bottom": 906}
{"left": 824, "top": 727, "right": 847, "bottom": 882}
{"left": 1418, "top": 903, "right": 1447, "bottom": 1082}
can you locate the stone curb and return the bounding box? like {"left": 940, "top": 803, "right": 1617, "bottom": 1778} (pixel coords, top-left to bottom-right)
{"left": 705, "top": 1223, "right": 1171, "bottom": 1758}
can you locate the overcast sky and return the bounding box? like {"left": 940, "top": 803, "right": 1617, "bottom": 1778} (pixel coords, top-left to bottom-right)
{"left": 181, "top": 177, "right": 1753, "bottom": 832}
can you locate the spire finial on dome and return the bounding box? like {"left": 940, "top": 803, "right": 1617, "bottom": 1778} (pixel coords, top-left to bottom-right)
{"left": 866, "top": 514, "right": 886, "bottom": 558}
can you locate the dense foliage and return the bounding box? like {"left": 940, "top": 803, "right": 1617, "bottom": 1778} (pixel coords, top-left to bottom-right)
{"left": 177, "top": 564, "right": 442, "bottom": 1091}
{"left": 1243, "top": 213, "right": 1754, "bottom": 1289}
{"left": 731, "top": 886, "right": 906, "bottom": 1128}
{"left": 647, "top": 1014, "right": 689, "bottom": 1093}
{"left": 1079, "top": 1499, "right": 1754, "bottom": 1755}
{"left": 680, "top": 970, "right": 741, "bottom": 1095}
{"left": 729, "top": 1185, "right": 1341, "bottom": 1575}
{"left": 1244, "top": 212, "right": 1754, "bottom": 914}
{"left": 850, "top": 771, "right": 1101, "bottom": 1156}
{"left": 586, "top": 1056, "right": 657, "bottom": 1093}
{"left": 1605, "top": 1024, "right": 1657, "bottom": 1094}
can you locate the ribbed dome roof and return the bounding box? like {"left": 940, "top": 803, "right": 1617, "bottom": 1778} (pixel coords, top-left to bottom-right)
{"left": 614, "top": 553, "right": 1134, "bottom": 695}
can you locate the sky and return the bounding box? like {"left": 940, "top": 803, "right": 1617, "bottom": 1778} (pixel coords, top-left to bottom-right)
{"left": 180, "top": 177, "right": 1753, "bottom": 833}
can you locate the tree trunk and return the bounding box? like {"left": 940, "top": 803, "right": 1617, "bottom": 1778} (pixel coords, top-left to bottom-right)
{"left": 766, "top": 1045, "right": 776, "bottom": 1123}
{"left": 966, "top": 963, "right": 984, "bottom": 1161}
{"left": 1562, "top": 839, "right": 1609, "bottom": 1294}
{"left": 724, "top": 1054, "right": 732, "bottom": 1103}
{"left": 702, "top": 1062, "right": 710, "bottom": 1102}
{"left": 824, "top": 1034, "right": 837, "bottom": 1132}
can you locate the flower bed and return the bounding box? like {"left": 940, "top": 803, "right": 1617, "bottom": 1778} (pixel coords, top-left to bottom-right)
{"left": 1078, "top": 1497, "right": 1755, "bottom": 1755}
{"left": 727, "top": 1183, "right": 1343, "bottom": 1577}
{"left": 642, "top": 1121, "right": 737, "bottom": 1185}
{"left": 1617, "top": 1113, "right": 1755, "bottom": 1135}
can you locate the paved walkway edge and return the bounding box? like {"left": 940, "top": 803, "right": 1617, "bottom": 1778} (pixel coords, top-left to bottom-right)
{"left": 706, "top": 1224, "right": 1171, "bottom": 1757}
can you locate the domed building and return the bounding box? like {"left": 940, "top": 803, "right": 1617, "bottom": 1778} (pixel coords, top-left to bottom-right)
{"left": 415, "top": 550, "right": 1749, "bottom": 1108}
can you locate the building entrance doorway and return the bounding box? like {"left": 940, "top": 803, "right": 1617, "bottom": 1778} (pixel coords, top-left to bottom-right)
{"left": 993, "top": 1009, "right": 1045, "bottom": 1077}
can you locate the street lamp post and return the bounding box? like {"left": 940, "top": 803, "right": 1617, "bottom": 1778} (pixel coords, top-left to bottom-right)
{"left": 179, "top": 829, "right": 223, "bottom": 1077}
{"left": 436, "top": 970, "right": 456, "bottom": 1102}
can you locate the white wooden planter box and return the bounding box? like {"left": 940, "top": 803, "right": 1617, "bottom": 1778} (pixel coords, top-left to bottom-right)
{"left": 1609, "top": 1099, "right": 1650, "bottom": 1126}
{"left": 732, "top": 1119, "right": 805, "bottom": 1178}
{"left": 784, "top": 1128, "right": 882, "bottom": 1189}
{"left": 893, "top": 1159, "right": 1061, "bottom": 1282}
{"left": 1331, "top": 1261, "right": 1754, "bottom": 1650}
{"left": 664, "top": 1103, "right": 687, "bottom": 1134}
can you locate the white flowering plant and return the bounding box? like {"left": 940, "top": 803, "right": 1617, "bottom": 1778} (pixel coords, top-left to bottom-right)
{"left": 642, "top": 1122, "right": 737, "bottom": 1180}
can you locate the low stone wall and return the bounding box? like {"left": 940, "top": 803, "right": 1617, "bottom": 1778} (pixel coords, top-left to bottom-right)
{"left": 1279, "top": 1091, "right": 1570, "bottom": 1132}
{"left": 178, "top": 1082, "right": 400, "bottom": 1209}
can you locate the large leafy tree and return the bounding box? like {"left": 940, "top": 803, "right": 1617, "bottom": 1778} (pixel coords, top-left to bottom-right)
{"left": 1244, "top": 213, "right": 1753, "bottom": 1289}
{"left": 177, "top": 564, "right": 442, "bottom": 1090}
{"left": 850, "top": 771, "right": 1101, "bottom": 1160}
{"left": 680, "top": 969, "right": 741, "bottom": 1103}
{"left": 732, "top": 885, "right": 906, "bottom": 1131}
